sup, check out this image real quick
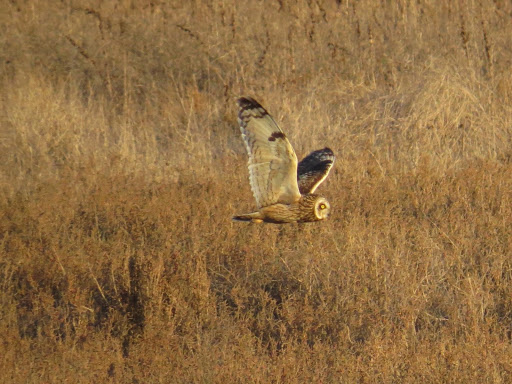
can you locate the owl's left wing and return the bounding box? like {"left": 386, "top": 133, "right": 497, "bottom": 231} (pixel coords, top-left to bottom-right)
{"left": 237, "top": 97, "right": 301, "bottom": 208}
{"left": 297, "top": 148, "right": 335, "bottom": 194}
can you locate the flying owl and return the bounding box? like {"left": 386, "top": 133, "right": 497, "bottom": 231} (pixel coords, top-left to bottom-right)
{"left": 233, "top": 97, "right": 335, "bottom": 224}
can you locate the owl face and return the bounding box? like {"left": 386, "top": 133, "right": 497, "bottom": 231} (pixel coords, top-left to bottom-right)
{"left": 314, "top": 197, "right": 331, "bottom": 220}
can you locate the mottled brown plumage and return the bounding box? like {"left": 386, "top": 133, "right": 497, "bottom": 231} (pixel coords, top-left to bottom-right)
{"left": 233, "top": 97, "right": 335, "bottom": 224}
{"left": 297, "top": 148, "right": 335, "bottom": 194}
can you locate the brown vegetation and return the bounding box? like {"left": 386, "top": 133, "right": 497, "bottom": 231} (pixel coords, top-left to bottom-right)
{"left": 2, "top": 0, "right": 512, "bottom": 382}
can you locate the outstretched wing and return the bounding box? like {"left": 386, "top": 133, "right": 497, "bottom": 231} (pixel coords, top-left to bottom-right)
{"left": 297, "top": 148, "right": 335, "bottom": 194}
{"left": 237, "top": 97, "right": 301, "bottom": 208}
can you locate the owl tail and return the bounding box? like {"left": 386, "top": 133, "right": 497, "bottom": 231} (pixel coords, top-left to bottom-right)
{"left": 232, "top": 211, "right": 264, "bottom": 223}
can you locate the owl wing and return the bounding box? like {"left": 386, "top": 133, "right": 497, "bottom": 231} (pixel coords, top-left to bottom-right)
{"left": 297, "top": 148, "right": 335, "bottom": 194}
{"left": 237, "top": 97, "right": 301, "bottom": 208}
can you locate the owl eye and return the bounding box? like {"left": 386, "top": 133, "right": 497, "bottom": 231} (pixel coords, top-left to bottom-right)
{"left": 319, "top": 203, "right": 326, "bottom": 210}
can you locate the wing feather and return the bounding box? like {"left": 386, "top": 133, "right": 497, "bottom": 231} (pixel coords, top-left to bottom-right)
{"left": 237, "top": 97, "right": 301, "bottom": 208}
{"left": 297, "top": 148, "right": 335, "bottom": 194}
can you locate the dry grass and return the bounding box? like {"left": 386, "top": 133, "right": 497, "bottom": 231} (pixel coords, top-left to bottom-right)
{"left": 2, "top": 0, "right": 512, "bottom": 382}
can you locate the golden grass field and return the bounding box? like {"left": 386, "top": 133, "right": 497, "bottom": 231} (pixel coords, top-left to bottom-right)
{"left": 2, "top": 0, "right": 512, "bottom": 382}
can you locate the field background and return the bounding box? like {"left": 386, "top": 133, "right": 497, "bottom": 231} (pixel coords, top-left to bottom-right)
{"left": 2, "top": 0, "right": 512, "bottom": 382}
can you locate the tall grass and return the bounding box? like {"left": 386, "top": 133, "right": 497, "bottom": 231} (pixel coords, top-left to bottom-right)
{"left": 2, "top": 0, "right": 512, "bottom": 382}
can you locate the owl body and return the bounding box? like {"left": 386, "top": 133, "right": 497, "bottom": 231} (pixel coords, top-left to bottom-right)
{"left": 233, "top": 97, "right": 335, "bottom": 224}
{"left": 233, "top": 194, "right": 330, "bottom": 223}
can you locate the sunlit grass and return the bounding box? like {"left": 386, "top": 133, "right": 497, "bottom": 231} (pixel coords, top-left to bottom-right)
{"left": 2, "top": 0, "right": 512, "bottom": 382}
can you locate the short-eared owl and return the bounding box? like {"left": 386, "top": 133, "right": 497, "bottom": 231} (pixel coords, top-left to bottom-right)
{"left": 233, "top": 97, "right": 335, "bottom": 224}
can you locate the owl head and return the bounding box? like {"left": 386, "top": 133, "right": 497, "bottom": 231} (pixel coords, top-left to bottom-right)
{"left": 313, "top": 196, "right": 331, "bottom": 220}
{"left": 297, "top": 194, "right": 331, "bottom": 222}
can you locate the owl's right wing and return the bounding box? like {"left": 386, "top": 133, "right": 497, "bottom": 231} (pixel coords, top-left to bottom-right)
{"left": 237, "top": 97, "right": 301, "bottom": 208}
{"left": 297, "top": 148, "right": 335, "bottom": 194}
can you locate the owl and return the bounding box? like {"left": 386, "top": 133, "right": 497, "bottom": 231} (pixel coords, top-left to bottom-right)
{"left": 233, "top": 97, "right": 335, "bottom": 224}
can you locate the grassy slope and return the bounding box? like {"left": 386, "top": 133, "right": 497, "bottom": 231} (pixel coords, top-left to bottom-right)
{"left": 2, "top": 0, "right": 512, "bottom": 382}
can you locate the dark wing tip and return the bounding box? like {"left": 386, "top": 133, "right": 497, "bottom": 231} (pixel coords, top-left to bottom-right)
{"left": 237, "top": 97, "right": 263, "bottom": 110}
{"left": 311, "top": 147, "right": 334, "bottom": 158}
{"left": 321, "top": 147, "right": 334, "bottom": 156}
{"left": 297, "top": 148, "right": 336, "bottom": 194}
{"left": 237, "top": 97, "right": 269, "bottom": 124}
{"left": 298, "top": 148, "right": 336, "bottom": 170}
